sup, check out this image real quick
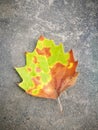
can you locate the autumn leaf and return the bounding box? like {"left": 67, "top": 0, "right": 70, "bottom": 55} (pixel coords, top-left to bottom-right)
{"left": 15, "top": 36, "right": 78, "bottom": 100}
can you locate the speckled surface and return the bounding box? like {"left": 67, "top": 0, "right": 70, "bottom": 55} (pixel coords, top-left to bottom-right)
{"left": 0, "top": 0, "right": 98, "bottom": 130}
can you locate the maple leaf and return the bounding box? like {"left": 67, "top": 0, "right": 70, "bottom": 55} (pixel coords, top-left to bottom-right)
{"left": 15, "top": 36, "right": 78, "bottom": 100}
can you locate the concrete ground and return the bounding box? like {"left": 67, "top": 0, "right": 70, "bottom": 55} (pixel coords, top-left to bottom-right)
{"left": 0, "top": 0, "right": 98, "bottom": 130}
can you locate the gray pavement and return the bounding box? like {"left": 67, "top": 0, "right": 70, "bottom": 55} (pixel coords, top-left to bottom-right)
{"left": 0, "top": 0, "right": 98, "bottom": 130}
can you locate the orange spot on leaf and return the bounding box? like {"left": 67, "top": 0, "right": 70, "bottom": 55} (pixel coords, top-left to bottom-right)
{"left": 32, "top": 76, "right": 40, "bottom": 86}
{"left": 27, "top": 67, "right": 32, "bottom": 72}
{"left": 36, "top": 47, "right": 51, "bottom": 57}
{"left": 26, "top": 88, "right": 33, "bottom": 95}
{"left": 33, "top": 56, "right": 38, "bottom": 64}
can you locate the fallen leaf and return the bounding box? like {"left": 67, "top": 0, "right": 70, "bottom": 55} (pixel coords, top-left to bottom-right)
{"left": 15, "top": 36, "right": 79, "bottom": 99}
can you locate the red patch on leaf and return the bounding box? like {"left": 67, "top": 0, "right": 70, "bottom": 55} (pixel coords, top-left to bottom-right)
{"left": 36, "top": 67, "right": 41, "bottom": 72}
{"left": 32, "top": 76, "right": 40, "bottom": 86}
{"left": 36, "top": 47, "right": 51, "bottom": 57}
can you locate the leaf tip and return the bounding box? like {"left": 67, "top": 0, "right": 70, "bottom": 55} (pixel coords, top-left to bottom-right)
{"left": 16, "top": 82, "right": 20, "bottom": 86}
{"left": 25, "top": 51, "right": 29, "bottom": 55}
{"left": 39, "top": 35, "right": 45, "bottom": 41}
{"left": 14, "top": 67, "right": 18, "bottom": 70}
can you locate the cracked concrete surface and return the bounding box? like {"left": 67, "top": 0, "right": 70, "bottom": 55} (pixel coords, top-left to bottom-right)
{"left": 0, "top": 0, "right": 98, "bottom": 130}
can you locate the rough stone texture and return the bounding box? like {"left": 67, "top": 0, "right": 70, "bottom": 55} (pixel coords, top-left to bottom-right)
{"left": 0, "top": 0, "right": 98, "bottom": 130}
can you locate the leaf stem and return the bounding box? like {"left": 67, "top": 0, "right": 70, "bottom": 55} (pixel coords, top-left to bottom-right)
{"left": 58, "top": 97, "right": 63, "bottom": 112}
